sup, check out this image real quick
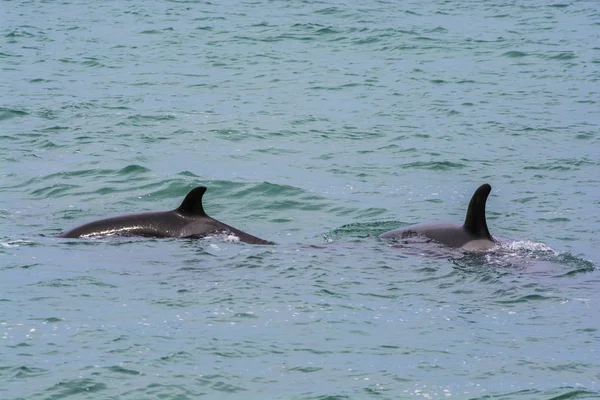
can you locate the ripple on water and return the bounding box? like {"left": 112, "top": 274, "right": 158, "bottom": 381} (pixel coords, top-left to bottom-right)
{"left": 43, "top": 378, "right": 108, "bottom": 398}
{"left": 0, "top": 107, "right": 28, "bottom": 120}
{"left": 1, "top": 1, "right": 599, "bottom": 399}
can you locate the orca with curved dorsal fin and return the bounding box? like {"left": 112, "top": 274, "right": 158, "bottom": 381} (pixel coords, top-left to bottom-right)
{"left": 380, "top": 184, "right": 498, "bottom": 251}
{"left": 57, "top": 186, "right": 273, "bottom": 245}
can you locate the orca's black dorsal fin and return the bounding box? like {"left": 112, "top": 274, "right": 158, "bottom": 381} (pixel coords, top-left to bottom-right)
{"left": 176, "top": 186, "right": 208, "bottom": 216}
{"left": 463, "top": 183, "right": 493, "bottom": 240}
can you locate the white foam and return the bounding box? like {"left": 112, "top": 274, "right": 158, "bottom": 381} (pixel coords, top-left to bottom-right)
{"left": 224, "top": 234, "right": 241, "bottom": 243}
{"left": 502, "top": 240, "right": 558, "bottom": 255}
{"left": 1, "top": 240, "right": 32, "bottom": 248}
{"left": 204, "top": 232, "right": 241, "bottom": 243}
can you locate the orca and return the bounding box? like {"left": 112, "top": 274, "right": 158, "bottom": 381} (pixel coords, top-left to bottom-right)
{"left": 57, "top": 186, "right": 273, "bottom": 245}
{"left": 379, "top": 183, "right": 498, "bottom": 251}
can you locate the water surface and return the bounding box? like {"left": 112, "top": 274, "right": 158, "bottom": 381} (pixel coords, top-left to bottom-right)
{"left": 1, "top": 1, "right": 599, "bottom": 399}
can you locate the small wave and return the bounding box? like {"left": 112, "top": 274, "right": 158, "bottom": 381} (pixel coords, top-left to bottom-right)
{"left": 159, "top": 351, "right": 193, "bottom": 362}
{"left": 309, "top": 83, "right": 363, "bottom": 91}
{"left": 545, "top": 52, "right": 577, "bottom": 60}
{"left": 31, "top": 184, "right": 81, "bottom": 198}
{"left": 315, "top": 7, "right": 342, "bottom": 15}
{"left": 496, "top": 294, "right": 561, "bottom": 304}
{"left": 29, "top": 78, "right": 52, "bottom": 83}
{"left": 106, "top": 365, "right": 141, "bottom": 375}
{"left": 42, "top": 317, "right": 63, "bottom": 323}
{"left": 19, "top": 165, "right": 151, "bottom": 193}
{"left": 353, "top": 36, "right": 380, "bottom": 45}
{"left": 543, "top": 389, "right": 600, "bottom": 399}
{"left": 402, "top": 161, "right": 466, "bottom": 170}
{"left": 39, "top": 125, "right": 69, "bottom": 132}
{"left": 0, "top": 51, "right": 23, "bottom": 58}
{"left": 553, "top": 253, "right": 597, "bottom": 276}
{"left": 58, "top": 57, "right": 77, "bottom": 64}
{"left": 44, "top": 378, "right": 107, "bottom": 397}
{"left": 12, "top": 366, "right": 48, "bottom": 378}
{"left": 316, "top": 27, "right": 339, "bottom": 35}
{"left": 425, "top": 26, "right": 448, "bottom": 34}
{"left": 326, "top": 220, "right": 399, "bottom": 241}
{"left": 1, "top": 239, "right": 33, "bottom": 248}
{"left": 502, "top": 50, "right": 528, "bottom": 58}
{"left": 81, "top": 57, "right": 115, "bottom": 68}
{"left": 126, "top": 114, "right": 177, "bottom": 126}
{"left": 118, "top": 164, "right": 151, "bottom": 175}
{"left": 177, "top": 170, "right": 202, "bottom": 178}
{"left": 5, "top": 30, "right": 35, "bottom": 38}
{"left": 139, "top": 29, "right": 163, "bottom": 34}
{"left": 0, "top": 107, "right": 28, "bottom": 121}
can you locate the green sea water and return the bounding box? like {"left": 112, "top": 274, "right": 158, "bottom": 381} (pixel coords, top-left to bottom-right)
{"left": 1, "top": 1, "right": 599, "bottom": 399}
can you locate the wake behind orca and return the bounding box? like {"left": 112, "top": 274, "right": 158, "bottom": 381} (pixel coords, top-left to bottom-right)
{"left": 379, "top": 183, "right": 498, "bottom": 251}
{"left": 57, "top": 186, "right": 273, "bottom": 245}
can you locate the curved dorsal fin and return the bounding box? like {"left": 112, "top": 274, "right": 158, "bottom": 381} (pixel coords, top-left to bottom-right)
{"left": 176, "top": 186, "right": 208, "bottom": 216}
{"left": 463, "top": 183, "right": 493, "bottom": 240}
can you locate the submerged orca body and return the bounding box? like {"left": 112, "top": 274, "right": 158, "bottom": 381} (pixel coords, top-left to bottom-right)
{"left": 57, "top": 186, "right": 273, "bottom": 245}
{"left": 380, "top": 184, "right": 498, "bottom": 251}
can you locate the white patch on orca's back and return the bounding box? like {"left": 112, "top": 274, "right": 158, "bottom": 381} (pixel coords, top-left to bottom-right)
{"left": 460, "top": 239, "right": 499, "bottom": 252}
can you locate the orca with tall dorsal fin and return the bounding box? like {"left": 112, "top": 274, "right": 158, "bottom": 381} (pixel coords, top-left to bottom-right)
{"left": 57, "top": 186, "right": 273, "bottom": 245}
{"left": 379, "top": 183, "right": 498, "bottom": 251}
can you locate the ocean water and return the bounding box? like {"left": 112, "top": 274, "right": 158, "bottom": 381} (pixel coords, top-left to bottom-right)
{"left": 1, "top": 0, "right": 599, "bottom": 399}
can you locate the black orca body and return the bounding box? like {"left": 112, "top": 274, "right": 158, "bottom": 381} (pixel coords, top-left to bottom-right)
{"left": 380, "top": 184, "right": 498, "bottom": 251}
{"left": 57, "top": 187, "right": 273, "bottom": 245}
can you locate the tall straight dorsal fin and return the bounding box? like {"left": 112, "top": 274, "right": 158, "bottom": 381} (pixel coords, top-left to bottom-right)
{"left": 463, "top": 183, "right": 493, "bottom": 240}
{"left": 176, "top": 186, "right": 207, "bottom": 216}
